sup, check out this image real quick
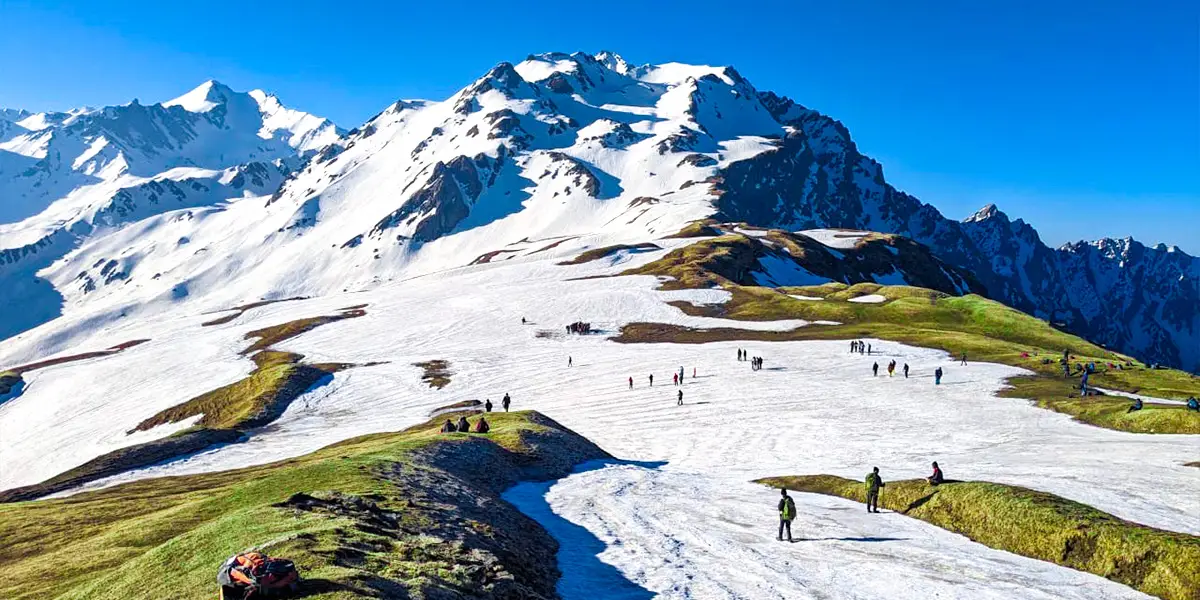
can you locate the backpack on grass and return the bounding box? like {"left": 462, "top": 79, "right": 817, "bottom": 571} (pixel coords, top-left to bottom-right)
{"left": 218, "top": 552, "right": 300, "bottom": 599}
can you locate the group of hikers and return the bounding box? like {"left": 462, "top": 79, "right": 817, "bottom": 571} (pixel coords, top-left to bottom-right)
{"left": 738, "top": 349, "right": 765, "bottom": 371}
{"left": 849, "top": 340, "right": 872, "bottom": 355}
{"left": 777, "top": 462, "right": 945, "bottom": 541}
{"left": 440, "top": 393, "right": 512, "bottom": 433}
{"left": 565, "top": 321, "right": 592, "bottom": 335}
{"left": 872, "top": 360, "right": 910, "bottom": 378}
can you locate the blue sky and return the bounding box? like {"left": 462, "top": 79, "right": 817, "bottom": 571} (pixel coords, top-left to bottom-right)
{"left": 2, "top": 0, "right": 1196, "bottom": 252}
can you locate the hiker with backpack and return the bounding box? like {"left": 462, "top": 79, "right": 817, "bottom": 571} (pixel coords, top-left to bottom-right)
{"left": 777, "top": 489, "right": 796, "bottom": 542}
{"left": 887, "top": 361, "right": 895, "bottom": 377}
{"left": 218, "top": 551, "right": 299, "bottom": 599}
{"left": 502, "top": 393, "right": 511, "bottom": 412}
{"left": 865, "top": 467, "right": 885, "bottom": 513}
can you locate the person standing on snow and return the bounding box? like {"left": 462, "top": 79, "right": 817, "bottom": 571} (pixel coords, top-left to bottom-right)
{"left": 777, "top": 489, "right": 796, "bottom": 542}
{"left": 673, "top": 373, "right": 679, "bottom": 386}
{"left": 693, "top": 367, "right": 697, "bottom": 379}
{"left": 485, "top": 399, "right": 493, "bottom": 412}
{"left": 867, "top": 343, "right": 872, "bottom": 355}
{"left": 872, "top": 362, "right": 879, "bottom": 377}
{"left": 568, "top": 356, "right": 573, "bottom": 367}
{"left": 934, "top": 367, "right": 943, "bottom": 385}
{"left": 649, "top": 374, "right": 654, "bottom": 386}
{"left": 865, "top": 467, "right": 885, "bottom": 513}
{"left": 502, "top": 393, "right": 511, "bottom": 412}
{"left": 677, "top": 389, "right": 683, "bottom": 406}
{"left": 628, "top": 377, "right": 633, "bottom": 390}
{"left": 903, "top": 363, "right": 909, "bottom": 378}
{"left": 960, "top": 352, "right": 968, "bottom": 366}
{"left": 887, "top": 361, "right": 895, "bottom": 377}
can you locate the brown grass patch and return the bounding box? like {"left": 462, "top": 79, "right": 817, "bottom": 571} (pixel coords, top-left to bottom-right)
{"left": 557, "top": 243, "right": 661, "bottom": 266}
{"left": 241, "top": 307, "right": 366, "bottom": 354}
{"left": 3, "top": 339, "right": 149, "bottom": 375}
{"left": 414, "top": 360, "right": 452, "bottom": 389}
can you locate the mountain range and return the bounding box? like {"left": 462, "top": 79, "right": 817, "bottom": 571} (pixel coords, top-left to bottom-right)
{"left": 1, "top": 51, "right": 1195, "bottom": 371}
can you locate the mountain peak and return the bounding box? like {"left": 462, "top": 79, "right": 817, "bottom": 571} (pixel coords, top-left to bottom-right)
{"left": 964, "top": 203, "right": 1007, "bottom": 224}
{"left": 163, "top": 80, "right": 237, "bottom": 112}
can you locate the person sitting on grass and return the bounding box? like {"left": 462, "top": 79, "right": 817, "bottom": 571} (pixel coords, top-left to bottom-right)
{"left": 440, "top": 419, "right": 456, "bottom": 433}
{"left": 473, "top": 415, "right": 490, "bottom": 433}
{"left": 1126, "top": 398, "right": 1143, "bottom": 413}
{"left": 927, "top": 461, "right": 944, "bottom": 486}
{"left": 456, "top": 415, "right": 471, "bottom": 432}
{"left": 1187, "top": 397, "right": 1199, "bottom": 412}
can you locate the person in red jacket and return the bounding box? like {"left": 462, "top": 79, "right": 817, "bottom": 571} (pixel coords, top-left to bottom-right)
{"left": 927, "top": 461, "right": 944, "bottom": 486}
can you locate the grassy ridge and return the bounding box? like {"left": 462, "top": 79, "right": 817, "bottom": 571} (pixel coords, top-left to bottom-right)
{"left": 557, "top": 243, "right": 661, "bottom": 265}
{"left": 0, "top": 411, "right": 609, "bottom": 600}
{"left": 758, "top": 475, "right": 1200, "bottom": 600}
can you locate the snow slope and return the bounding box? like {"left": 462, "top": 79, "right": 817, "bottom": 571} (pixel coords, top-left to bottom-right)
{"left": 5, "top": 245, "right": 1195, "bottom": 598}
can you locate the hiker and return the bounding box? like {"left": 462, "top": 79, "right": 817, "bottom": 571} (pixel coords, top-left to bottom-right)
{"left": 629, "top": 377, "right": 634, "bottom": 390}
{"left": 887, "top": 361, "right": 895, "bottom": 377}
{"left": 777, "top": 489, "right": 796, "bottom": 542}
{"left": 927, "top": 461, "right": 944, "bottom": 486}
{"left": 935, "top": 367, "right": 943, "bottom": 385}
{"left": 649, "top": 374, "right": 654, "bottom": 386}
{"left": 1186, "top": 397, "right": 1198, "bottom": 411}
{"left": 859, "top": 343, "right": 864, "bottom": 355}
{"left": 865, "top": 467, "right": 885, "bottom": 513}
{"left": 872, "top": 362, "right": 879, "bottom": 377}
{"left": 521, "top": 317, "right": 526, "bottom": 324}
{"left": 679, "top": 366, "right": 684, "bottom": 382}
{"left": 485, "top": 398, "right": 493, "bottom": 412}
{"left": 218, "top": 552, "right": 299, "bottom": 599}
{"left": 677, "top": 389, "right": 683, "bottom": 406}
{"left": 502, "top": 393, "right": 511, "bottom": 412}
{"left": 1080, "top": 370, "right": 1090, "bottom": 396}
{"left": 473, "top": 415, "right": 490, "bottom": 433}
{"left": 1127, "top": 398, "right": 1143, "bottom": 413}
{"left": 850, "top": 340, "right": 857, "bottom": 353}
{"left": 673, "top": 373, "right": 679, "bottom": 386}
{"left": 960, "top": 352, "right": 968, "bottom": 366}
{"left": 903, "top": 363, "right": 909, "bottom": 378}
{"left": 568, "top": 356, "right": 573, "bottom": 367}
{"left": 867, "top": 343, "right": 872, "bottom": 355}
{"left": 693, "top": 367, "right": 697, "bottom": 379}
{"left": 456, "top": 415, "right": 471, "bottom": 432}
{"left": 440, "top": 419, "right": 456, "bottom": 433}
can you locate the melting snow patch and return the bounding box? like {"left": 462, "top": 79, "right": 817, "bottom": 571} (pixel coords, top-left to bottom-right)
{"left": 789, "top": 294, "right": 824, "bottom": 301}
{"left": 848, "top": 294, "right": 887, "bottom": 303}
{"left": 796, "top": 228, "right": 869, "bottom": 249}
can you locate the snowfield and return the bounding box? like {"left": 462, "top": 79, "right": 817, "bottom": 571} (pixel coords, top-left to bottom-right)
{"left": 4, "top": 247, "right": 1197, "bottom": 598}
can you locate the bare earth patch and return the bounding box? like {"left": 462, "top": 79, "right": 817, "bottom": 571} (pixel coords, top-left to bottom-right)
{"left": 414, "top": 360, "right": 452, "bottom": 389}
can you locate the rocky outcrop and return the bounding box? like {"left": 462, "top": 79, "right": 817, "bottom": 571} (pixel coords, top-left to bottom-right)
{"left": 369, "top": 153, "right": 502, "bottom": 243}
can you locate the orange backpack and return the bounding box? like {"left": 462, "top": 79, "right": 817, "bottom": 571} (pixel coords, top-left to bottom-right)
{"left": 218, "top": 552, "right": 299, "bottom": 598}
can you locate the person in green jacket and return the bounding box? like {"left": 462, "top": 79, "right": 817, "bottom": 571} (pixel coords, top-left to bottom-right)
{"left": 865, "top": 467, "right": 885, "bottom": 513}
{"left": 777, "top": 488, "right": 796, "bottom": 542}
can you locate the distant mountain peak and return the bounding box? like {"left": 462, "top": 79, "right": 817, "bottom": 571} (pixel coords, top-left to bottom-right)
{"left": 964, "top": 203, "right": 1006, "bottom": 223}
{"left": 163, "top": 79, "right": 237, "bottom": 112}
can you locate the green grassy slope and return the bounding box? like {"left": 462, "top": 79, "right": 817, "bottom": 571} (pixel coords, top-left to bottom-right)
{"left": 0, "top": 411, "right": 608, "bottom": 600}
{"left": 758, "top": 475, "right": 1200, "bottom": 600}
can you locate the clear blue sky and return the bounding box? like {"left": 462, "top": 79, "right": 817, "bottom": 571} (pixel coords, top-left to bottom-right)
{"left": 3, "top": 0, "right": 1197, "bottom": 252}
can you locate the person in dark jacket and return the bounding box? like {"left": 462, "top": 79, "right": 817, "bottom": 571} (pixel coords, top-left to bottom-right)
{"left": 777, "top": 489, "right": 796, "bottom": 542}
{"left": 502, "top": 393, "right": 511, "bottom": 412}
{"left": 456, "top": 415, "right": 471, "bottom": 432}
{"left": 960, "top": 352, "right": 968, "bottom": 366}
{"left": 1187, "top": 397, "right": 1199, "bottom": 411}
{"left": 1127, "top": 398, "right": 1143, "bottom": 413}
{"left": 485, "top": 399, "right": 493, "bottom": 412}
{"left": 865, "top": 467, "right": 885, "bottom": 513}
{"left": 473, "top": 415, "right": 490, "bottom": 433}
{"left": 927, "top": 461, "right": 944, "bottom": 486}
{"left": 903, "top": 363, "right": 909, "bottom": 378}
{"left": 935, "top": 367, "right": 943, "bottom": 385}
{"left": 628, "top": 377, "right": 633, "bottom": 389}
{"left": 649, "top": 374, "right": 654, "bottom": 386}
{"left": 677, "top": 389, "right": 683, "bottom": 406}
{"left": 872, "top": 362, "right": 879, "bottom": 377}
{"left": 440, "top": 419, "right": 456, "bottom": 433}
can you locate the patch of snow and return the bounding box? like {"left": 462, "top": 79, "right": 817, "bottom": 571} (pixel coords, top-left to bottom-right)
{"left": 849, "top": 294, "right": 887, "bottom": 303}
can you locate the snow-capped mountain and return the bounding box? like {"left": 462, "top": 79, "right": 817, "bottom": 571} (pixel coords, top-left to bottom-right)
{"left": 0, "top": 53, "right": 1194, "bottom": 371}
{"left": 0, "top": 81, "right": 343, "bottom": 339}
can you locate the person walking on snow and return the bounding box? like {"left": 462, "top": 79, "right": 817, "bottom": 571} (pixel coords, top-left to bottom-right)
{"left": 960, "top": 352, "right": 968, "bottom": 366}
{"left": 903, "top": 363, "right": 909, "bottom": 378}
{"left": 628, "top": 377, "right": 633, "bottom": 390}
{"left": 934, "top": 367, "right": 943, "bottom": 385}
{"left": 649, "top": 374, "right": 654, "bottom": 386}
{"left": 865, "top": 467, "right": 885, "bottom": 513}
{"left": 677, "top": 389, "right": 683, "bottom": 406}
{"left": 693, "top": 367, "right": 697, "bottom": 379}
{"left": 887, "top": 361, "right": 895, "bottom": 377}
{"left": 867, "top": 343, "right": 872, "bottom": 355}
{"left": 777, "top": 489, "right": 796, "bottom": 542}
{"left": 673, "top": 373, "right": 679, "bottom": 386}
{"left": 568, "top": 356, "right": 573, "bottom": 367}
{"left": 502, "top": 393, "right": 511, "bottom": 412}
{"left": 872, "top": 362, "right": 879, "bottom": 377}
